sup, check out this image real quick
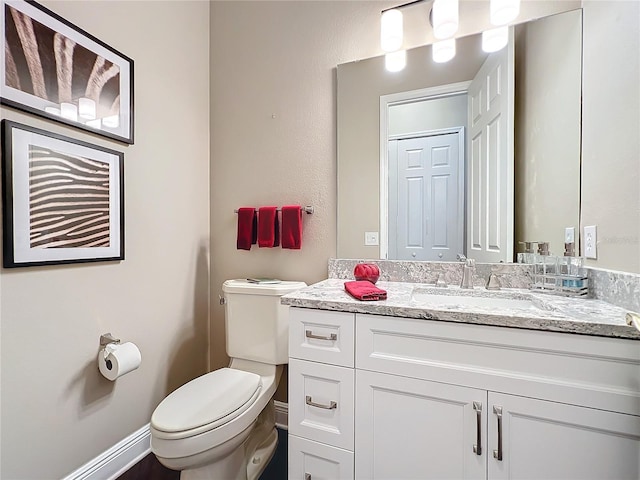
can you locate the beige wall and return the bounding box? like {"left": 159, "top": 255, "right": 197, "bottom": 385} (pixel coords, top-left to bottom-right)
{"left": 0, "top": 1, "right": 210, "bottom": 478}
{"left": 389, "top": 95, "right": 469, "bottom": 137}
{"left": 582, "top": 0, "right": 640, "bottom": 273}
{"left": 514, "top": 10, "right": 582, "bottom": 256}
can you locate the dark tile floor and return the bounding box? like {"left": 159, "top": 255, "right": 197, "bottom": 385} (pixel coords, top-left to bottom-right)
{"left": 259, "top": 427, "right": 288, "bottom": 480}
{"left": 116, "top": 454, "right": 179, "bottom": 480}
{"left": 117, "top": 428, "right": 287, "bottom": 480}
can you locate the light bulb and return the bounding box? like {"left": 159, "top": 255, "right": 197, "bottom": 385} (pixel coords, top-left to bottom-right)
{"left": 102, "top": 115, "right": 120, "bottom": 128}
{"left": 44, "top": 106, "right": 61, "bottom": 116}
{"left": 432, "top": 38, "right": 456, "bottom": 63}
{"left": 385, "top": 50, "right": 406, "bottom": 72}
{"left": 60, "top": 102, "right": 78, "bottom": 121}
{"left": 433, "top": 0, "right": 459, "bottom": 39}
{"left": 381, "top": 9, "right": 403, "bottom": 52}
{"left": 490, "top": 0, "right": 520, "bottom": 26}
{"left": 86, "top": 119, "right": 102, "bottom": 129}
{"left": 78, "top": 97, "right": 96, "bottom": 120}
{"left": 482, "top": 27, "right": 508, "bottom": 52}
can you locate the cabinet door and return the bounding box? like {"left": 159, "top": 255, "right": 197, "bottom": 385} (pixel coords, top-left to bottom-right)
{"left": 289, "top": 434, "right": 354, "bottom": 480}
{"left": 488, "top": 392, "right": 640, "bottom": 480}
{"left": 355, "top": 369, "right": 487, "bottom": 480}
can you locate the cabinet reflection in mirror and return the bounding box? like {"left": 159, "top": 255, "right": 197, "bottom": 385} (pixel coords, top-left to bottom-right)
{"left": 337, "top": 9, "right": 582, "bottom": 262}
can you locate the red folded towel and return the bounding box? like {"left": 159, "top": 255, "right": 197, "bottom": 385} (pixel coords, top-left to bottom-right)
{"left": 258, "top": 206, "right": 280, "bottom": 248}
{"left": 344, "top": 280, "right": 387, "bottom": 301}
{"left": 281, "top": 205, "right": 303, "bottom": 249}
{"left": 237, "top": 207, "right": 257, "bottom": 250}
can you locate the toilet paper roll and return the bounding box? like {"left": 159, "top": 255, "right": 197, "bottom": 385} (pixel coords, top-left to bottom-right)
{"left": 98, "top": 342, "right": 141, "bottom": 381}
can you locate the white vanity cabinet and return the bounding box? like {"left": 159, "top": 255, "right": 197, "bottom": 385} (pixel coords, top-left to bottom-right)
{"left": 356, "top": 373, "right": 640, "bottom": 480}
{"left": 288, "top": 307, "right": 640, "bottom": 480}
{"left": 288, "top": 308, "right": 356, "bottom": 480}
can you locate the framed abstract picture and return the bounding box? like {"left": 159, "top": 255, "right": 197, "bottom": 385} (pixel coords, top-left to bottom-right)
{"left": 2, "top": 120, "right": 124, "bottom": 267}
{"left": 1, "top": 0, "right": 134, "bottom": 143}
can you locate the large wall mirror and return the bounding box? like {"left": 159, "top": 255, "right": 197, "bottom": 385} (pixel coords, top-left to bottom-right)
{"left": 337, "top": 8, "right": 583, "bottom": 263}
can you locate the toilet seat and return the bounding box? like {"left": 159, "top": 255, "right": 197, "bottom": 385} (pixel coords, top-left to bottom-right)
{"left": 151, "top": 368, "right": 262, "bottom": 439}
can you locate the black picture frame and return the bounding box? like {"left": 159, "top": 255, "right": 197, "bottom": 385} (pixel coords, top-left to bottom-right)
{"left": 1, "top": 0, "right": 134, "bottom": 144}
{"left": 2, "top": 119, "right": 124, "bottom": 268}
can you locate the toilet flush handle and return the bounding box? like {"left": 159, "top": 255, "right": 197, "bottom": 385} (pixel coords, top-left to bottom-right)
{"left": 219, "top": 295, "right": 226, "bottom": 305}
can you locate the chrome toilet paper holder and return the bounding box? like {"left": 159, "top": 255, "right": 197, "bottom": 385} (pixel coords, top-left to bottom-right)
{"left": 100, "top": 333, "right": 121, "bottom": 347}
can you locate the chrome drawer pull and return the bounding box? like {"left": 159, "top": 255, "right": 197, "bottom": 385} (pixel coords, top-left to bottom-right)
{"left": 304, "top": 474, "right": 311, "bottom": 480}
{"left": 493, "top": 405, "right": 503, "bottom": 461}
{"left": 306, "top": 395, "right": 337, "bottom": 410}
{"left": 305, "top": 330, "right": 337, "bottom": 341}
{"left": 473, "top": 401, "right": 482, "bottom": 455}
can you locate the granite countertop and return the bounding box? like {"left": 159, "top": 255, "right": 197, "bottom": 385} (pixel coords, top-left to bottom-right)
{"left": 281, "top": 279, "right": 640, "bottom": 340}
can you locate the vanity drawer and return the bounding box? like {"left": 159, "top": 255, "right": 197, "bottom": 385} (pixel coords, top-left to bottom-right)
{"left": 289, "top": 358, "right": 355, "bottom": 450}
{"left": 289, "top": 307, "right": 355, "bottom": 367}
{"left": 288, "top": 434, "right": 354, "bottom": 480}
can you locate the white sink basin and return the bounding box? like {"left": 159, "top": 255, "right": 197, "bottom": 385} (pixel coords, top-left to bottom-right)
{"left": 411, "top": 288, "right": 549, "bottom": 312}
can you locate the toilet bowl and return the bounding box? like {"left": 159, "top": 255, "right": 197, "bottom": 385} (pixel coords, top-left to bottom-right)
{"left": 151, "top": 359, "right": 281, "bottom": 479}
{"left": 150, "top": 279, "right": 306, "bottom": 479}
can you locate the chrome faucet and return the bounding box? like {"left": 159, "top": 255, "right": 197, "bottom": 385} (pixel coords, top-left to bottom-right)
{"left": 460, "top": 257, "right": 476, "bottom": 289}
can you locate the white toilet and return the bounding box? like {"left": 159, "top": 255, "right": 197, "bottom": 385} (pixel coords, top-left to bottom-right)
{"left": 150, "top": 279, "right": 306, "bottom": 480}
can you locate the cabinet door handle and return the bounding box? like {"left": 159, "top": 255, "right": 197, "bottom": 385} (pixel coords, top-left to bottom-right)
{"left": 306, "top": 395, "right": 337, "bottom": 410}
{"left": 493, "top": 405, "right": 503, "bottom": 461}
{"left": 305, "top": 330, "right": 337, "bottom": 341}
{"left": 473, "top": 401, "right": 482, "bottom": 455}
{"left": 304, "top": 474, "right": 311, "bottom": 480}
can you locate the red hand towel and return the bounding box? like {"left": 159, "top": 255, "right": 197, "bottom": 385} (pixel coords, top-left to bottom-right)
{"left": 344, "top": 281, "right": 387, "bottom": 301}
{"left": 236, "top": 207, "right": 257, "bottom": 250}
{"left": 281, "top": 205, "right": 303, "bottom": 249}
{"left": 258, "top": 206, "right": 280, "bottom": 248}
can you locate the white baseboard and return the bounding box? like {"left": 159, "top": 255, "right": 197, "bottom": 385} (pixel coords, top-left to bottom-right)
{"left": 274, "top": 400, "right": 288, "bottom": 430}
{"left": 62, "top": 423, "right": 151, "bottom": 480}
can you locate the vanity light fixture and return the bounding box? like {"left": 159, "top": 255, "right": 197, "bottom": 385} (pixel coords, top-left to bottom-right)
{"left": 381, "top": 0, "right": 519, "bottom": 69}
{"left": 432, "top": 0, "right": 458, "bottom": 39}
{"left": 381, "top": 8, "right": 404, "bottom": 52}
{"left": 432, "top": 38, "right": 456, "bottom": 63}
{"left": 385, "top": 49, "right": 407, "bottom": 72}
{"left": 490, "top": 0, "right": 520, "bottom": 25}
{"left": 482, "top": 26, "right": 508, "bottom": 52}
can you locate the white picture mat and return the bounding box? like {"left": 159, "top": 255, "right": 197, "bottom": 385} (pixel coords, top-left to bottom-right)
{"left": 10, "top": 127, "right": 122, "bottom": 263}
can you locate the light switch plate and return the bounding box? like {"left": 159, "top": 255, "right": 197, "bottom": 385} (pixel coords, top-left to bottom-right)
{"left": 365, "top": 231, "right": 379, "bottom": 246}
{"left": 584, "top": 225, "right": 597, "bottom": 259}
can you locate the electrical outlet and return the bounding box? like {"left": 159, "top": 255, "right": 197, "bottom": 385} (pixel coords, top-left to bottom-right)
{"left": 365, "top": 231, "right": 379, "bottom": 246}
{"left": 584, "top": 225, "right": 597, "bottom": 259}
{"left": 565, "top": 227, "right": 575, "bottom": 243}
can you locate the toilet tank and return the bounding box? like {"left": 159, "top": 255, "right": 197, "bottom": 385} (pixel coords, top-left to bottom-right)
{"left": 222, "top": 279, "right": 307, "bottom": 364}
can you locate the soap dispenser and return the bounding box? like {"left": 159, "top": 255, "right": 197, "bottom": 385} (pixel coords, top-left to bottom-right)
{"left": 517, "top": 241, "right": 537, "bottom": 264}
{"left": 536, "top": 242, "right": 556, "bottom": 288}
{"left": 562, "top": 242, "right": 584, "bottom": 288}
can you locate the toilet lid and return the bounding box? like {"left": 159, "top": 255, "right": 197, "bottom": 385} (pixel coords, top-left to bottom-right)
{"left": 151, "top": 368, "right": 261, "bottom": 433}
